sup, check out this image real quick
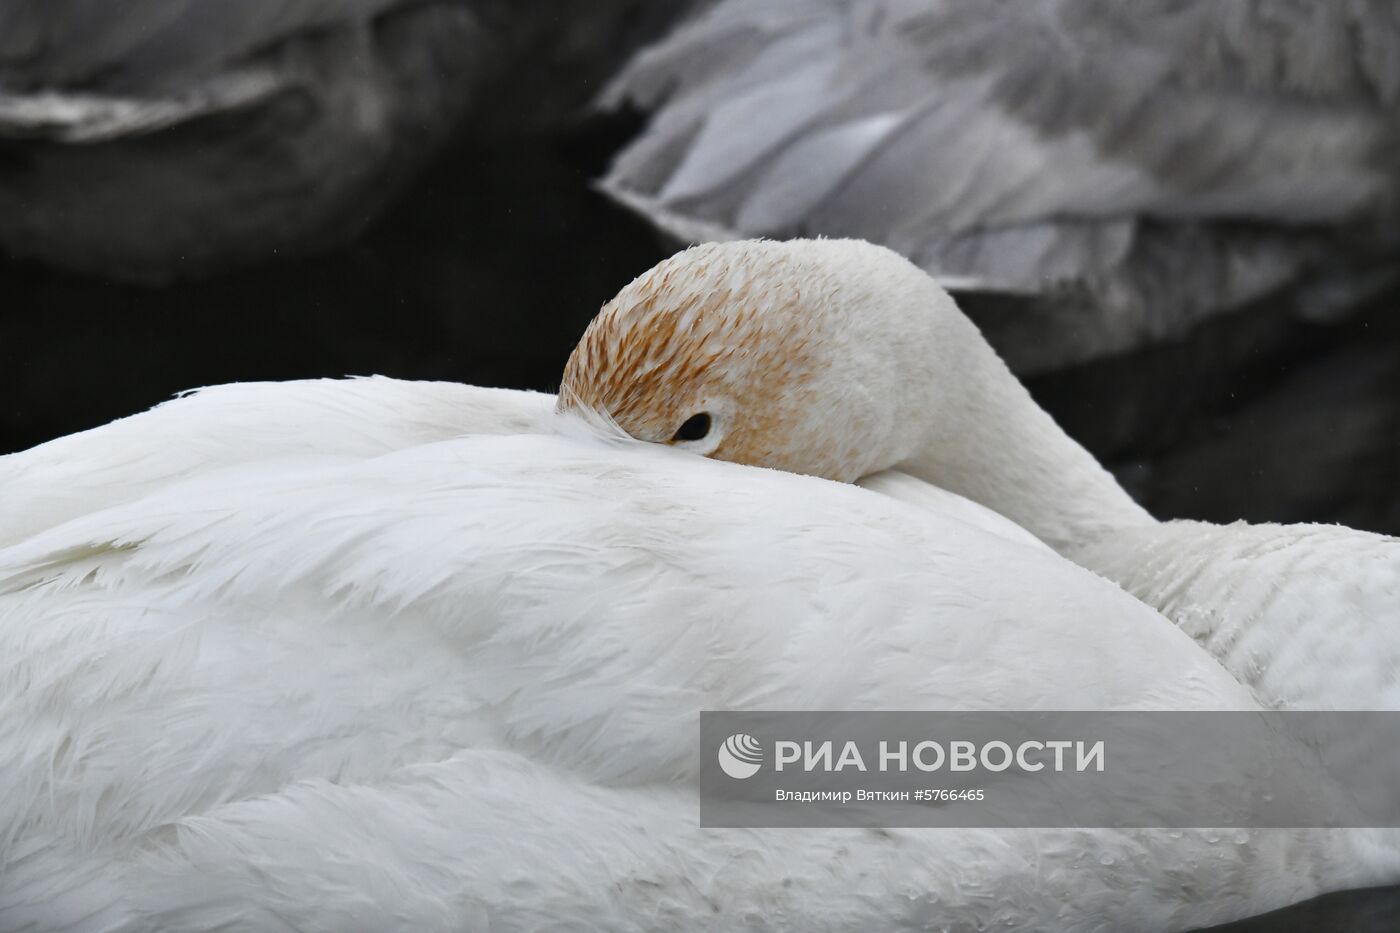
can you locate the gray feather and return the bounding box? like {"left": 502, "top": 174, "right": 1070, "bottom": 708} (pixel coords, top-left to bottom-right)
{"left": 601, "top": 0, "right": 1400, "bottom": 370}
{"left": 0, "top": 72, "right": 283, "bottom": 142}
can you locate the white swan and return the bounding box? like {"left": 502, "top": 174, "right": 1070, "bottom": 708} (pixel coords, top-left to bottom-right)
{"left": 7, "top": 378, "right": 1400, "bottom": 927}
{"left": 8, "top": 381, "right": 1390, "bottom": 930}
{"left": 560, "top": 237, "right": 1400, "bottom": 712}
{"left": 599, "top": 0, "right": 1400, "bottom": 371}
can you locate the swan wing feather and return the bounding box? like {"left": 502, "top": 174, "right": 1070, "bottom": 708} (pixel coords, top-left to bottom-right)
{"left": 602, "top": 0, "right": 1398, "bottom": 316}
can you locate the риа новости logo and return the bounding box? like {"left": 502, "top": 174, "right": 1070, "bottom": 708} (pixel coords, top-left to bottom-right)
{"left": 718, "top": 733, "right": 763, "bottom": 779}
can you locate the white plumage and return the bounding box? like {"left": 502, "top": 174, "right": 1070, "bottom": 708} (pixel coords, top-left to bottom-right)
{"left": 3, "top": 374, "right": 1396, "bottom": 929}
{"left": 0, "top": 378, "right": 553, "bottom": 548}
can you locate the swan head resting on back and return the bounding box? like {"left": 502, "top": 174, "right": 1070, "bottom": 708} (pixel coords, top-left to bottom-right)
{"left": 559, "top": 238, "right": 1152, "bottom": 552}
{"left": 559, "top": 239, "right": 931, "bottom": 482}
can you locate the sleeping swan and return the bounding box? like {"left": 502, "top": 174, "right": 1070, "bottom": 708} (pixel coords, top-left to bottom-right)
{"left": 0, "top": 244, "right": 1395, "bottom": 927}
{"left": 560, "top": 237, "right": 1400, "bottom": 712}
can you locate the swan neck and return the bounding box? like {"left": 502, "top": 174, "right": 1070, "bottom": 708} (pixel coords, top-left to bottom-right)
{"left": 895, "top": 320, "right": 1154, "bottom": 552}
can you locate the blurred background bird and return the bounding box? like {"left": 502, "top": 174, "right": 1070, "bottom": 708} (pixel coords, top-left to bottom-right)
{"left": 0, "top": 0, "right": 482, "bottom": 281}
{"left": 0, "top": 0, "right": 682, "bottom": 282}
{"left": 601, "top": 0, "right": 1400, "bottom": 373}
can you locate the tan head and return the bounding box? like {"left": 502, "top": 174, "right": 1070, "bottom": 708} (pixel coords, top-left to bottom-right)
{"left": 559, "top": 238, "right": 966, "bottom": 482}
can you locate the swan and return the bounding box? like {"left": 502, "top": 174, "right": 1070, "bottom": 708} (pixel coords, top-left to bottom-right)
{"left": 559, "top": 237, "right": 1400, "bottom": 712}
{"left": 0, "top": 0, "right": 479, "bottom": 281}
{"left": 4, "top": 384, "right": 1397, "bottom": 927}
{"left": 8, "top": 384, "right": 1391, "bottom": 930}
{"left": 599, "top": 0, "right": 1400, "bottom": 371}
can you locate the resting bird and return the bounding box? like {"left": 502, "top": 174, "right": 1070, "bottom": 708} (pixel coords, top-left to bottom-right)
{"left": 0, "top": 0, "right": 481, "bottom": 282}
{"left": 8, "top": 377, "right": 1395, "bottom": 930}
{"left": 561, "top": 237, "right": 1400, "bottom": 712}
{"left": 599, "top": 0, "right": 1400, "bottom": 371}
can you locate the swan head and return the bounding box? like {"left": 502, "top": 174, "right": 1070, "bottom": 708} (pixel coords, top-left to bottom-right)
{"left": 561, "top": 238, "right": 1148, "bottom": 551}
{"left": 559, "top": 238, "right": 967, "bottom": 482}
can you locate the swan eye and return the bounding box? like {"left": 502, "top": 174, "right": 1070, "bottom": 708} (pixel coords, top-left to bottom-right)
{"left": 672, "top": 412, "right": 711, "bottom": 442}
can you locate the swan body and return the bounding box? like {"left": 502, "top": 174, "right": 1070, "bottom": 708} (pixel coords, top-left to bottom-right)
{"left": 4, "top": 375, "right": 1398, "bottom": 928}
{"left": 1072, "top": 519, "right": 1400, "bottom": 710}
{"left": 0, "top": 377, "right": 554, "bottom": 548}
{"left": 0, "top": 377, "right": 1040, "bottom": 554}
{"left": 600, "top": 0, "right": 1400, "bottom": 371}
{"left": 8, "top": 381, "right": 1390, "bottom": 930}
{"left": 561, "top": 237, "right": 1400, "bottom": 712}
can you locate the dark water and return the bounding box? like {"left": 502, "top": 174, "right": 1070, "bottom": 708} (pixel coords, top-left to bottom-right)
{"left": 1025, "top": 283, "right": 1400, "bottom": 537}
{"left": 0, "top": 119, "right": 663, "bottom": 456}
{"left": 3, "top": 118, "right": 1399, "bottom": 931}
